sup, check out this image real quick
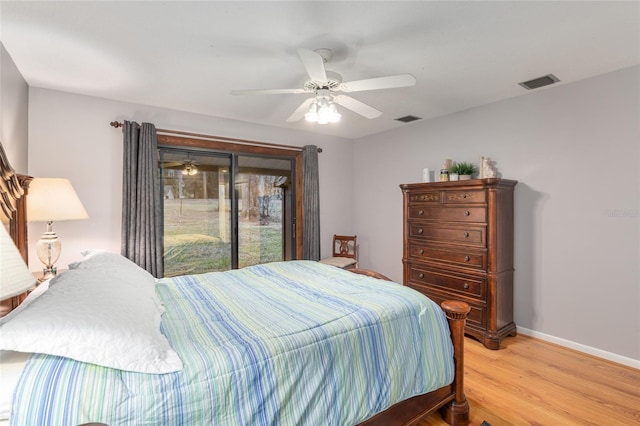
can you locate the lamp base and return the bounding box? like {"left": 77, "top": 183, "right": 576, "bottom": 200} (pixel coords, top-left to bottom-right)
{"left": 38, "top": 266, "right": 58, "bottom": 283}
{"left": 36, "top": 221, "right": 62, "bottom": 283}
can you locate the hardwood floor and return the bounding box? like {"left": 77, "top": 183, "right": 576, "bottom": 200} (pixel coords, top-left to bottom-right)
{"left": 418, "top": 334, "right": 640, "bottom": 425}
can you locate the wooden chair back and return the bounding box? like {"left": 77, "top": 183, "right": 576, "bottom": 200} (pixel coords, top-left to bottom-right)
{"left": 332, "top": 235, "right": 357, "bottom": 259}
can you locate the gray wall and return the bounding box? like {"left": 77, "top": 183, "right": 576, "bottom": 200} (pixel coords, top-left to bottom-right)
{"left": 0, "top": 42, "right": 28, "bottom": 173}
{"left": 26, "top": 88, "right": 354, "bottom": 273}
{"left": 352, "top": 65, "right": 640, "bottom": 363}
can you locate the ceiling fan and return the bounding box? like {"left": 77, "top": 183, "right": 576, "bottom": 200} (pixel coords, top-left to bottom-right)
{"left": 162, "top": 160, "right": 199, "bottom": 176}
{"left": 230, "top": 48, "right": 416, "bottom": 124}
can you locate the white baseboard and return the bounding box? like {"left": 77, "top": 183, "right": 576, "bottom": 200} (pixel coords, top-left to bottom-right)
{"left": 516, "top": 326, "right": 640, "bottom": 370}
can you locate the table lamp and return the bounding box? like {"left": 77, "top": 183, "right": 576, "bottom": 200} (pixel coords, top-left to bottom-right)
{"left": 27, "top": 178, "right": 89, "bottom": 281}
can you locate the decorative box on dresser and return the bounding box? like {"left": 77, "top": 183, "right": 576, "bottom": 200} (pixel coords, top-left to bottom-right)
{"left": 401, "top": 178, "right": 518, "bottom": 350}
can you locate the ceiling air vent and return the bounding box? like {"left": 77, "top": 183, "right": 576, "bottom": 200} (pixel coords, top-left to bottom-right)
{"left": 519, "top": 74, "right": 560, "bottom": 90}
{"left": 395, "top": 115, "right": 422, "bottom": 123}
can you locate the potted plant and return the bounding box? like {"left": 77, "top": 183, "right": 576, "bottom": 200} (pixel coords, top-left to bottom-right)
{"left": 449, "top": 162, "right": 477, "bottom": 180}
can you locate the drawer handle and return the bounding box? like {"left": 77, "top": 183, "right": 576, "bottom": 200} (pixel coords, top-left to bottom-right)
{"left": 464, "top": 210, "right": 470, "bottom": 216}
{"left": 418, "top": 273, "right": 424, "bottom": 279}
{"left": 417, "top": 228, "right": 424, "bottom": 234}
{"left": 419, "top": 249, "right": 424, "bottom": 255}
{"left": 418, "top": 209, "right": 424, "bottom": 215}
{"left": 463, "top": 282, "right": 470, "bottom": 289}
{"left": 464, "top": 255, "right": 470, "bottom": 262}
{"left": 463, "top": 232, "right": 469, "bottom": 238}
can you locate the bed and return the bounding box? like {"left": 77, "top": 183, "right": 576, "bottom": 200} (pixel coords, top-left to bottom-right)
{"left": 0, "top": 141, "right": 470, "bottom": 426}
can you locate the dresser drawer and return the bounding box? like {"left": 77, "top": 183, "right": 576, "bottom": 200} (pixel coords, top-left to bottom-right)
{"left": 408, "top": 223, "right": 486, "bottom": 246}
{"left": 408, "top": 190, "right": 440, "bottom": 204}
{"left": 408, "top": 206, "right": 486, "bottom": 222}
{"left": 409, "top": 242, "right": 487, "bottom": 270}
{"left": 408, "top": 264, "right": 485, "bottom": 299}
{"left": 444, "top": 190, "right": 486, "bottom": 204}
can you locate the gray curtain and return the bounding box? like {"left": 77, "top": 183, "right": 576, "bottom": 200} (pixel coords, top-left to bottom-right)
{"left": 302, "top": 145, "right": 320, "bottom": 260}
{"left": 121, "top": 121, "right": 163, "bottom": 277}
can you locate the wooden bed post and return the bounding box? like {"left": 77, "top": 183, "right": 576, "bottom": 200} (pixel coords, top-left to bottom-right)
{"left": 440, "top": 300, "right": 471, "bottom": 425}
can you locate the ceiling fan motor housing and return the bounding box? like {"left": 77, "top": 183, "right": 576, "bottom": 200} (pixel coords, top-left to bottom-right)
{"left": 303, "top": 71, "right": 342, "bottom": 92}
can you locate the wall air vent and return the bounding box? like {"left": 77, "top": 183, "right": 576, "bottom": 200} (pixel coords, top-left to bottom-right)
{"left": 519, "top": 74, "right": 560, "bottom": 90}
{"left": 395, "top": 115, "right": 422, "bottom": 123}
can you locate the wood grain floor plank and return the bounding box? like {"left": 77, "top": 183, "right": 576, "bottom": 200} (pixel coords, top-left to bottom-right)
{"left": 417, "top": 334, "right": 640, "bottom": 426}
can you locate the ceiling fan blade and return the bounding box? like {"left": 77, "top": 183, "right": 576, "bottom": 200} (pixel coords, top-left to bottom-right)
{"left": 162, "top": 161, "right": 184, "bottom": 167}
{"left": 297, "top": 48, "right": 327, "bottom": 84}
{"left": 230, "top": 88, "right": 308, "bottom": 95}
{"left": 338, "top": 74, "right": 416, "bottom": 92}
{"left": 333, "top": 95, "right": 382, "bottom": 119}
{"left": 286, "top": 98, "right": 316, "bottom": 122}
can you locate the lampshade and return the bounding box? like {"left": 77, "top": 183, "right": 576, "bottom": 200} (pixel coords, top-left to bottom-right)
{"left": 27, "top": 178, "right": 89, "bottom": 222}
{"left": 0, "top": 225, "right": 36, "bottom": 301}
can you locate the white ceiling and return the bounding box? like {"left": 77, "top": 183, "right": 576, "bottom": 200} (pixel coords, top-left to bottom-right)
{"left": 2, "top": 1, "right": 639, "bottom": 140}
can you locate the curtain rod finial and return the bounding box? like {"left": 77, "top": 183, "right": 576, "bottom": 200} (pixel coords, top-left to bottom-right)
{"left": 110, "top": 121, "right": 123, "bottom": 129}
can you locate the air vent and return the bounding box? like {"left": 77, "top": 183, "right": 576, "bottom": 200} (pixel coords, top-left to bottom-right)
{"left": 395, "top": 115, "right": 422, "bottom": 123}
{"left": 519, "top": 74, "right": 560, "bottom": 90}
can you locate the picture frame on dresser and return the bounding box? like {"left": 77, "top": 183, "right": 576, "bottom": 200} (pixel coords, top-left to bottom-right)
{"left": 401, "top": 178, "right": 517, "bottom": 350}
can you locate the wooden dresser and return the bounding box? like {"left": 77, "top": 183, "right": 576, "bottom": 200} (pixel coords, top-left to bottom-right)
{"left": 401, "top": 178, "right": 517, "bottom": 349}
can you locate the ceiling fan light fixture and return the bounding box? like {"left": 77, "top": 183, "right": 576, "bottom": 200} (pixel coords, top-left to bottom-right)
{"left": 317, "top": 101, "right": 331, "bottom": 124}
{"left": 182, "top": 162, "right": 198, "bottom": 175}
{"left": 327, "top": 103, "right": 341, "bottom": 123}
{"left": 305, "top": 98, "right": 340, "bottom": 124}
{"left": 317, "top": 100, "right": 331, "bottom": 115}
{"left": 305, "top": 102, "right": 319, "bottom": 122}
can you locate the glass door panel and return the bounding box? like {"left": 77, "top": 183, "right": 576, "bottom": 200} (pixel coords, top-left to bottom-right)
{"left": 161, "top": 150, "right": 231, "bottom": 277}
{"left": 236, "top": 155, "right": 292, "bottom": 268}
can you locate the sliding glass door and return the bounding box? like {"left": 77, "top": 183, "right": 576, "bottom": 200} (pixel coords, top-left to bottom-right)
{"left": 160, "top": 149, "right": 232, "bottom": 276}
{"left": 236, "top": 155, "right": 293, "bottom": 268}
{"left": 160, "top": 148, "right": 294, "bottom": 276}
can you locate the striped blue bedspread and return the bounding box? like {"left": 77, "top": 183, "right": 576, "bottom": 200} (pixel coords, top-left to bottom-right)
{"left": 10, "top": 261, "right": 454, "bottom": 425}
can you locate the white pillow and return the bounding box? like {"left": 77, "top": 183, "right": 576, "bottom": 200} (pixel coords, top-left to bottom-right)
{"left": 0, "top": 252, "right": 183, "bottom": 374}
{"left": 69, "top": 249, "right": 156, "bottom": 282}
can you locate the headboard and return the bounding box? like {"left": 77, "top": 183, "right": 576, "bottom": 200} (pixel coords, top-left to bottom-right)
{"left": 0, "top": 141, "right": 32, "bottom": 313}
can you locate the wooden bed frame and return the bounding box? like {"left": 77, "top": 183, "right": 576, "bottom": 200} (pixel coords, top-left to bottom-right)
{"left": 0, "top": 141, "right": 470, "bottom": 426}
{"left": 0, "top": 142, "right": 33, "bottom": 316}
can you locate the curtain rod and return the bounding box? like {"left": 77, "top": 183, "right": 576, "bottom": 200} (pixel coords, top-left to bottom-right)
{"left": 109, "top": 121, "right": 322, "bottom": 153}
